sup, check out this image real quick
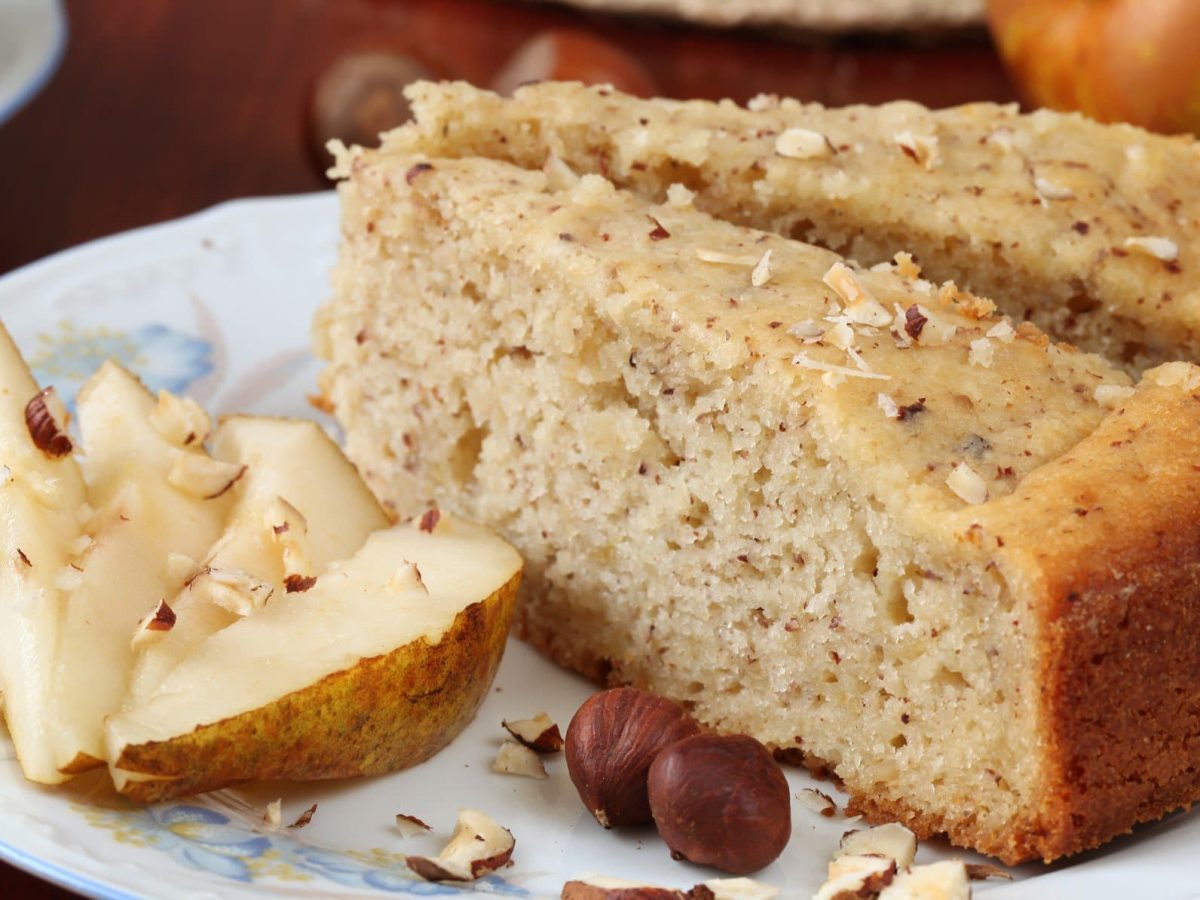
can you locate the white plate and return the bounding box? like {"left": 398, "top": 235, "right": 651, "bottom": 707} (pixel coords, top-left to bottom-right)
{"left": 0, "top": 0, "right": 65, "bottom": 126}
{"left": 0, "top": 194, "right": 1195, "bottom": 900}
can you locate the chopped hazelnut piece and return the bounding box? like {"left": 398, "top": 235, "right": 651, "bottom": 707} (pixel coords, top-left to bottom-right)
{"left": 986, "top": 320, "right": 1015, "bottom": 343}
{"left": 289, "top": 803, "right": 317, "bottom": 829}
{"left": 1034, "top": 176, "right": 1074, "bottom": 202}
{"left": 24, "top": 388, "right": 72, "bottom": 458}
{"left": 751, "top": 250, "right": 773, "bottom": 288}
{"left": 562, "top": 875, "right": 685, "bottom": 899}
{"left": 263, "top": 798, "right": 282, "bottom": 829}
{"left": 836, "top": 822, "right": 918, "bottom": 869}
{"left": 823, "top": 263, "right": 891, "bottom": 327}
{"left": 493, "top": 740, "right": 549, "bottom": 779}
{"left": 701, "top": 877, "right": 780, "bottom": 900}
{"left": 131, "top": 599, "right": 177, "bottom": 649}
{"left": 667, "top": 183, "right": 695, "bottom": 207}
{"left": 775, "top": 127, "right": 834, "bottom": 160}
{"left": 406, "top": 808, "right": 515, "bottom": 882}
{"left": 796, "top": 786, "right": 838, "bottom": 817}
{"left": 947, "top": 462, "right": 988, "bottom": 505}
{"left": 965, "top": 863, "right": 1012, "bottom": 881}
{"left": 696, "top": 248, "right": 759, "bottom": 267}
{"left": 815, "top": 855, "right": 896, "bottom": 900}
{"left": 503, "top": 711, "right": 565, "bottom": 752}
{"left": 968, "top": 338, "right": 994, "bottom": 368}
{"left": 825, "top": 322, "right": 855, "bottom": 350}
{"left": 543, "top": 154, "right": 581, "bottom": 191}
{"left": 149, "top": 390, "right": 212, "bottom": 446}
{"left": 1118, "top": 236, "right": 1176, "bottom": 260}
{"left": 793, "top": 352, "right": 891, "bottom": 383}
{"left": 1123, "top": 235, "right": 1179, "bottom": 262}
{"left": 167, "top": 451, "right": 245, "bottom": 500}
{"left": 188, "top": 566, "right": 274, "bottom": 616}
{"left": 395, "top": 813, "right": 433, "bottom": 838}
{"left": 893, "top": 130, "right": 940, "bottom": 170}
{"left": 877, "top": 860, "right": 970, "bottom": 899}
{"left": 789, "top": 320, "right": 826, "bottom": 343}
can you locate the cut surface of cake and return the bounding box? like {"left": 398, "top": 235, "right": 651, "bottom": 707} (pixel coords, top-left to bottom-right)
{"left": 314, "top": 146, "right": 1200, "bottom": 864}
{"left": 384, "top": 80, "right": 1200, "bottom": 373}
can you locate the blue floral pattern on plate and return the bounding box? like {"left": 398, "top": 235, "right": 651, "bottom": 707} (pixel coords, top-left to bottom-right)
{"left": 28, "top": 320, "right": 213, "bottom": 407}
{"left": 76, "top": 803, "right": 527, "bottom": 896}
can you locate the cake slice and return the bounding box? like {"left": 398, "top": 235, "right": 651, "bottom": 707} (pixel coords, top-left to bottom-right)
{"left": 382, "top": 80, "right": 1200, "bottom": 373}
{"left": 314, "top": 148, "right": 1200, "bottom": 864}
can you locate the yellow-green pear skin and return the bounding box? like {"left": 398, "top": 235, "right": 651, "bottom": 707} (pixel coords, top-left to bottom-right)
{"left": 113, "top": 570, "right": 519, "bottom": 802}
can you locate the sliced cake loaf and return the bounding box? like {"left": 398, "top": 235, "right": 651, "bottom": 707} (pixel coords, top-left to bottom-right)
{"left": 383, "top": 80, "right": 1200, "bottom": 373}
{"left": 314, "top": 148, "right": 1200, "bottom": 864}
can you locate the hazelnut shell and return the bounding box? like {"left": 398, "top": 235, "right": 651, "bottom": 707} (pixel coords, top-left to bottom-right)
{"left": 648, "top": 733, "right": 792, "bottom": 875}
{"left": 565, "top": 687, "right": 700, "bottom": 828}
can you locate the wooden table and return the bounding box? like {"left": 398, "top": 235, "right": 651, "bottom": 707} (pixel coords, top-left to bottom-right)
{"left": 0, "top": 0, "right": 1014, "bottom": 895}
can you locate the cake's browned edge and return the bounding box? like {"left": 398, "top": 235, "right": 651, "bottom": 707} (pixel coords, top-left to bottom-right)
{"left": 968, "top": 377, "right": 1200, "bottom": 863}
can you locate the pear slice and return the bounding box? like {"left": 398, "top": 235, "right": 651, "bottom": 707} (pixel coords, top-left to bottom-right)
{"left": 107, "top": 512, "right": 521, "bottom": 802}
{"left": 123, "top": 416, "right": 389, "bottom": 707}
{"left": 51, "top": 363, "right": 235, "bottom": 774}
{"left": 0, "top": 323, "right": 87, "bottom": 784}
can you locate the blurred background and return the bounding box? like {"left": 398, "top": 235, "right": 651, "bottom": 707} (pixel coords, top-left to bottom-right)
{"left": 0, "top": 0, "right": 1023, "bottom": 277}
{"left": 5, "top": 0, "right": 1194, "bottom": 278}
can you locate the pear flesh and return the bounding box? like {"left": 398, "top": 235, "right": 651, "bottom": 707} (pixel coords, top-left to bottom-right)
{"left": 51, "top": 363, "right": 234, "bottom": 774}
{"left": 108, "top": 513, "right": 521, "bottom": 802}
{"left": 123, "top": 415, "right": 389, "bottom": 707}
{"left": 0, "top": 324, "right": 87, "bottom": 784}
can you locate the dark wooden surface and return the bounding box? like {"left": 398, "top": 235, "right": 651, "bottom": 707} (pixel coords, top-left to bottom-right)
{"left": 0, "top": 1, "right": 1013, "bottom": 895}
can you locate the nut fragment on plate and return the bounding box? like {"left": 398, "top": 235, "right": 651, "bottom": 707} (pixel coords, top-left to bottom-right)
{"left": 836, "top": 823, "right": 918, "bottom": 869}
{"left": 562, "top": 875, "right": 689, "bottom": 899}
{"left": 562, "top": 875, "right": 779, "bottom": 900}
{"left": 405, "top": 808, "right": 515, "bottom": 882}
{"left": 395, "top": 813, "right": 433, "bottom": 838}
{"left": 796, "top": 787, "right": 838, "bottom": 817}
{"left": 263, "top": 798, "right": 282, "bottom": 829}
{"left": 289, "top": 803, "right": 317, "bottom": 829}
{"left": 503, "top": 711, "right": 565, "bottom": 752}
{"left": 964, "top": 863, "right": 1012, "bottom": 881}
{"left": 814, "top": 855, "right": 897, "bottom": 900}
{"left": 493, "top": 740, "right": 549, "bottom": 779}
{"left": 877, "top": 860, "right": 970, "bottom": 898}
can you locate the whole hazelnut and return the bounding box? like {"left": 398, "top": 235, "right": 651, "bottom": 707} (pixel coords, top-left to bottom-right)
{"left": 565, "top": 687, "right": 701, "bottom": 828}
{"left": 648, "top": 733, "right": 791, "bottom": 875}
